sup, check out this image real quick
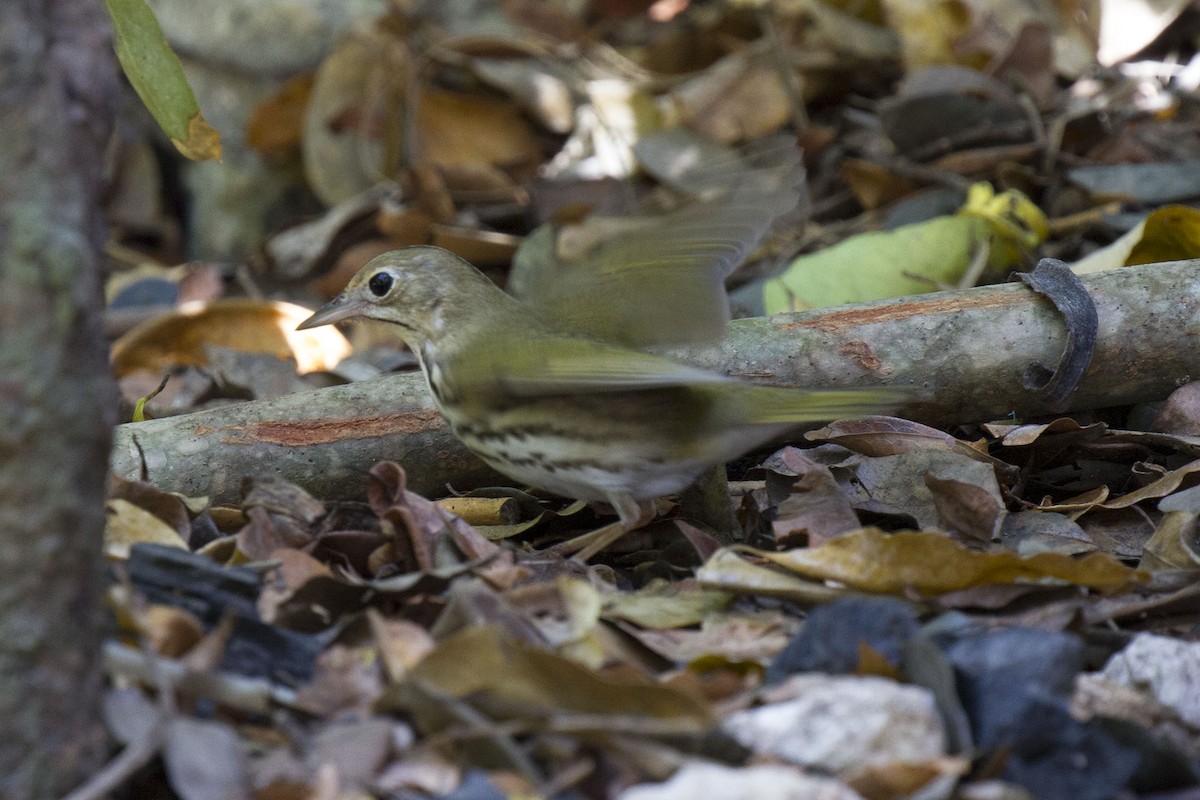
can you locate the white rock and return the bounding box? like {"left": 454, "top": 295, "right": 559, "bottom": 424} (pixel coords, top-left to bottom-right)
{"left": 1100, "top": 632, "right": 1200, "bottom": 728}
{"left": 722, "top": 674, "right": 946, "bottom": 774}
{"left": 618, "top": 762, "right": 864, "bottom": 800}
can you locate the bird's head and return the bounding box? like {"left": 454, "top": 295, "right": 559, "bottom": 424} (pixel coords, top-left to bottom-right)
{"left": 297, "top": 246, "right": 503, "bottom": 346}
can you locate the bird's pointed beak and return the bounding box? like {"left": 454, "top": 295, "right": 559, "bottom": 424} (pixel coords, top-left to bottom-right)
{"left": 296, "top": 294, "right": 363, "bottom": 330}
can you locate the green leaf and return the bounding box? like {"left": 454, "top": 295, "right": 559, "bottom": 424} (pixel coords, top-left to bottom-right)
{"left": 763, "top": 215, "right": 986, "bottom": 312}
{"left": 105, "top": 0, "right": 221, "bottom": 161}
{"left": 763, "top": 184, "right": 1048, "bottom": 312}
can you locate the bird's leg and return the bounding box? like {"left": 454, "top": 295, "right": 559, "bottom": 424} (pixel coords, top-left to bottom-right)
{"left": 548, "top": 493, "right": 649, "bottom": 561}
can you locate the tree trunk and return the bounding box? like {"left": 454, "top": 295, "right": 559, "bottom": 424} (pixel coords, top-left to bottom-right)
{"left": 0, "top": 1, "right": 117, "bottom": 796}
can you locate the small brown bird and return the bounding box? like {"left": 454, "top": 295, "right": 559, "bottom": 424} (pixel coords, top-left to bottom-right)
{"left": 298, "top": 246, "right": 902, "bottom": 557}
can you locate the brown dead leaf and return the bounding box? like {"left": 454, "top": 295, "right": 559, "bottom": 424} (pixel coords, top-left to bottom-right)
{"left": 258, "top": 548, "right": 334, "bottom": 624}
{"left": 140, "top": 604, "right": 205, "bottom": 658}
{"left": 395, "top": 625, "right": 714, "bottom": 733}
{"left": 1037, "top": 487, "right": 1109, "bottom": 517}
{"left": 925, "top": 472, "right": 1005, "bottom": 543}
{"left": 856, "top": 641, "right": 903, "bottom": 680}
{"left": 757, "top": 528, "right": 1146, "bottom": 595}
{"left": 771, "top": 451, "right": 862, "bottom": 548}
{"left": 437, "top": 161, "right": 525, "bottom": 204}
{"left": 417, "top": 87, "right": 541, "bottom": 169}
{"left": 877, "top": 66, "right": 1025, "bottom": 156}
{"left": 205, "top": 345, "right": 311, "bottom": 401}
{"left": 850, "top": 449, "right": 1003, "bottom": 530}
{"left": 494, "top": 579, "right": 599, "bottom": 652}
{"left": 1104, "top": 458, "right": 1200, "bottom": 509}
{"left": 999, "top": 510, "right": 1095, "bottom": 557}
{"left": 848, "top": 756, "right": 970, "bottom": 800}
{"left": 807, "top": 416, "right": 1014, "bottom": 477}
{"left": 294, "top": 644, "right": 384, "bottom": 716}
{"left": 368, "top": 609, "right": 437, "bottom": 682}
{"left": 601, "top": 581, "right": 732, "bottom": 629}
{"left": 367, "top": 461, "right": 503, "bottom": 573}
{"left": 665, "top": 52, "right": 790, "bottom": 144}
{"left": 695, "top": 549, "right": 846, "bottom": 604}
{"left": 1127, "top": 205, "right": 1200, "bottom": 265}
{"left": 1152, "top": 381, "right": 1200, "bottom": 436}
{"left": 1079, "top": 507, "right": 1155, "bottom": 561}
{"left": 302, "top": 32, "right": 403, "bottom": 205}
{"left": 247, "top": 72, "right": 315, "bottom": 162}
{"left": 431, "top": 578, "right": 545, "bottom": 645}
{"left": 109, "top": 473, "right": 194, "bottom": 542}
{"left": 840, "top": 158, "right": 917, "bottom": 210}
{"left": 618, "top": 611, "right": 791, "bottom": 666}
{"left": 244, "top": 475, "right": 326, "bottom": 523}
{"left": 1140, "top": 511, "right": 1200, "bottom": 572}
{"left": 236, "top": 506, "right": 312, "bottom": 562}
{"left": 428, "top": 224, "right": 523, "bottom": 267}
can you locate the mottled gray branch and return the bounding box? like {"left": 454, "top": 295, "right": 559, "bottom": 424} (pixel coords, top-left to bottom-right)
{"left": 112, "top": 259, "right": 1200, "bottom": 503}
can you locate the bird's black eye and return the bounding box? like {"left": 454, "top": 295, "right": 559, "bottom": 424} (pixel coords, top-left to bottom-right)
{"left": 368, "top": 271, "right": 393, "bottom": 297}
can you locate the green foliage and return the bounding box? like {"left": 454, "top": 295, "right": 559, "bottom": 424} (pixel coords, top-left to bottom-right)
{"left": 104, "top": 0, "right": 221, "bottom": 161}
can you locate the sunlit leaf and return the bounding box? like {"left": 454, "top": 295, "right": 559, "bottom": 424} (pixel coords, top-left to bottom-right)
{"left": 110, "top": 299, "right": 351, "bottom": 377}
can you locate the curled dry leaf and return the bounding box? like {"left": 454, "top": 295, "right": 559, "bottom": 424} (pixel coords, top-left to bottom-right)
{"left": 111, "top": 299, "right": 352, "bottom": 377}
{"left": 105, "top": 498, "right": 188, "bottom": 559}
{"left": 303, "top": 33, "right": 541, "bottom": 206}
{"left": 393, "top": 625, "right": 715, "bottom": 734}
{"left": 753, "top": 528, "right": 1146, "bottom": 596}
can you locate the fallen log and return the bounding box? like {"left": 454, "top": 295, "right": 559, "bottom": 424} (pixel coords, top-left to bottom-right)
{"left": 111, "top": 259, "right": 1200, "bottom": 503}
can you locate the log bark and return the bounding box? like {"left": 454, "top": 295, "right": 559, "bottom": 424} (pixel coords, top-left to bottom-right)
{"left": 0, "top": 1, "right": 118, "bottom": 796}
{"left": 112, "top": 259, "right": 1200, "bottom": 504}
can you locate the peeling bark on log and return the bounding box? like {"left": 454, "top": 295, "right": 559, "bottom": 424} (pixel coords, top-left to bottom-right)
{"left": 112, "top": 259, "right": 1200, "bottom": 503}
{"left": 112, "top": 375, "right": 505, "bottom": 504}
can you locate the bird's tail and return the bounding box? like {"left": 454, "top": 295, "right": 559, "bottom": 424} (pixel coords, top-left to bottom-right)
{"left": 740, "top": 385, "right": 911, "bottom": 425}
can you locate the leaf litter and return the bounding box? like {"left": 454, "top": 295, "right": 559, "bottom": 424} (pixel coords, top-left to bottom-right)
{"left": 94, "top": 0, "right": 1200, "bottom": 798}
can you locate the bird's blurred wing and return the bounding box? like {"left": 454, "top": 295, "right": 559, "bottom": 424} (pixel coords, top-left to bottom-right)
{"left": 510, "top": 134, "right": 807, "bottom": 348}
{"left": 456, "top": 335, "right": 732, "bottom": 397}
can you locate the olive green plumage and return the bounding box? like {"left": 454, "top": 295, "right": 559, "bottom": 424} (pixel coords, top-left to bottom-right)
{"left": 298, "top": 246, "right": 901, "bottom": 530}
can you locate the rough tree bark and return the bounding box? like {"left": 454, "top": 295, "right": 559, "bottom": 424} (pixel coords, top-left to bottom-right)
{"left": 0, "top": 1, "right": 118, "bottom": 796}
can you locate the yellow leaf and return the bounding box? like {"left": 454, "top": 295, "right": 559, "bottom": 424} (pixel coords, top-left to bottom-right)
{"left": 131, "top": 373, "right": 169, "bottom": 422}
{"left": 957, "top": 182, "right": 1048, "bottom": 260}
{"left": 105, "top": 498, "right": 187, "bottom": 559}
{"left": 1127, "top": 205, "right": 1200, "bottom": 266}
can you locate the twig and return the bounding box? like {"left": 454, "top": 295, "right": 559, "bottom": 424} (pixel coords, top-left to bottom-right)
{"left": 59, "top": 718, "right": 166, "bottom": 800}
{"left": 757, "top": 3, "right": 808, "bottom": 132}
{"left": 102, "top": 640, "right": 296, "bottom": 713}
{"left": 60, "top": 632, "right": 177, "bottom": 800}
